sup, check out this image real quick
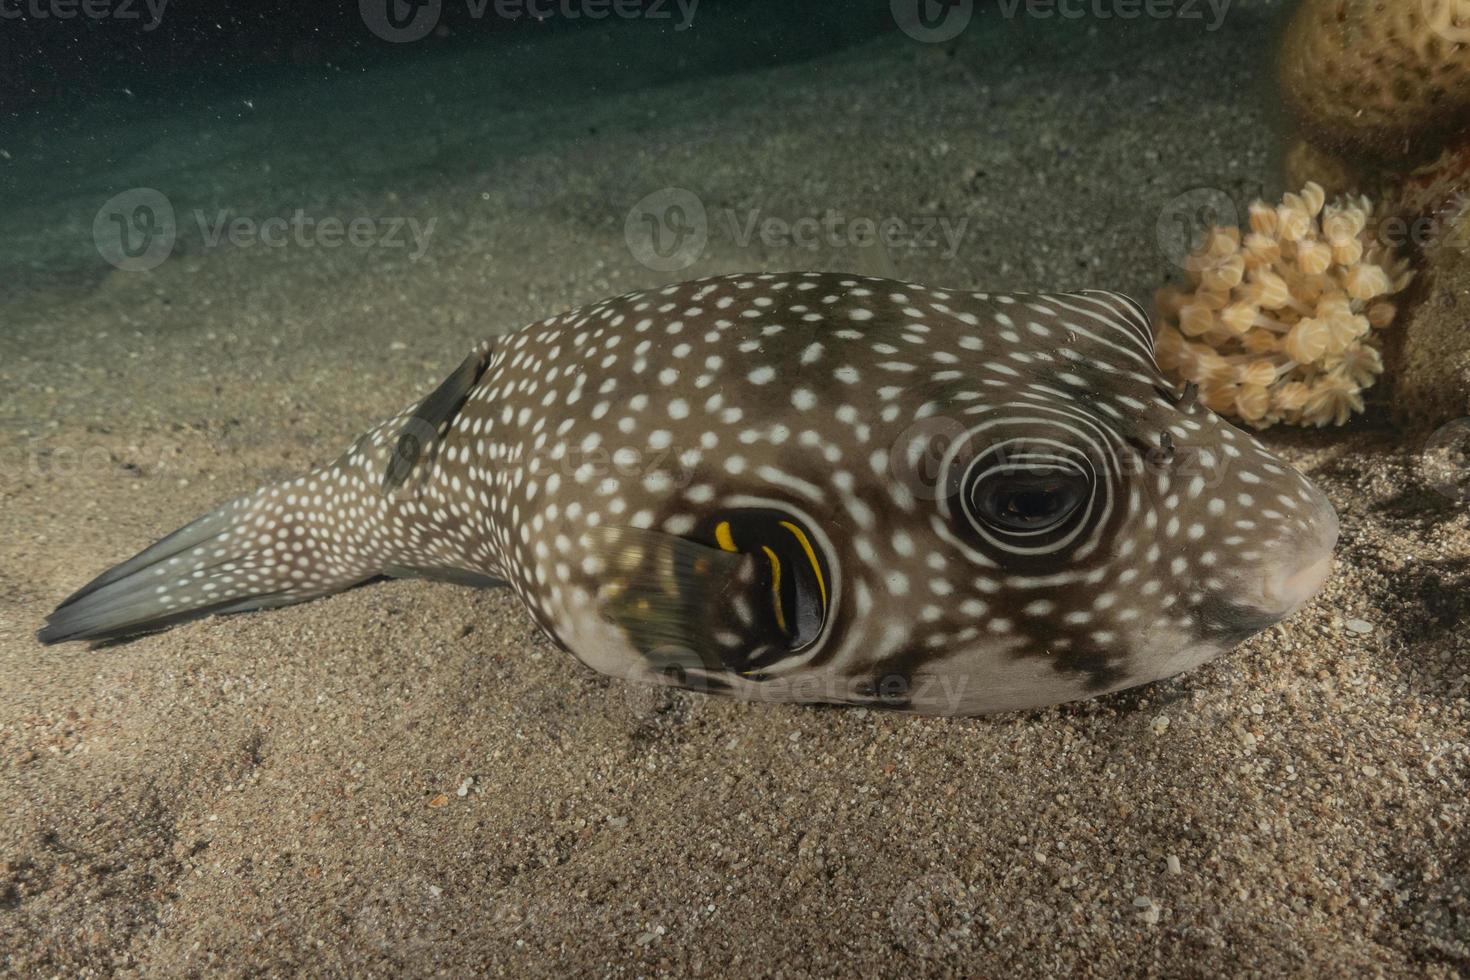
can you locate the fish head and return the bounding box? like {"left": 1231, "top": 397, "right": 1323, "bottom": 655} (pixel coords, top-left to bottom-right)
{"left": 871, "top": 289, "right": 1340, "bottom": 703}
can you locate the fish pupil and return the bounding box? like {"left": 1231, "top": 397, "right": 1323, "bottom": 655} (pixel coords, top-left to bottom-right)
{"left": 971, "top": 470, "right": 1086, "bottom": 533}
{"left": 1004, "top": 488, "right": 1062, "bottom": 524}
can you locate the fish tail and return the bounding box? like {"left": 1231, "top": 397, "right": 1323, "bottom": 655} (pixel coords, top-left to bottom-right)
{"left": 38, "top": 343, "right": 501, "bottom": 646}
{"left": 36, "top": 470, "right": 387, "bottom": 645}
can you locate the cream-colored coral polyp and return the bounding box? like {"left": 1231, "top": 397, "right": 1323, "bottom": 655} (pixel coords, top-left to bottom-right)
{"left": 1154, "top": 183, "right": 1414, "bottom": 429}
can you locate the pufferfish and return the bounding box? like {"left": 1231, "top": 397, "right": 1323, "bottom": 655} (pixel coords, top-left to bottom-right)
{"left": 38, "top": 273, "right": 1338, "bottom": 715}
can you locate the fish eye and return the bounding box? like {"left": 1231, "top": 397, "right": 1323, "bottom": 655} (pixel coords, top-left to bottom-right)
{"left": 964, "top": 466, "right": 1089, "bottom": 534}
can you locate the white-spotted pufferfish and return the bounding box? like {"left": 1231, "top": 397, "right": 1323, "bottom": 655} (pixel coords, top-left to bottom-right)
{"left": 39, "top": 273, "right": 1339, "bottom": 715}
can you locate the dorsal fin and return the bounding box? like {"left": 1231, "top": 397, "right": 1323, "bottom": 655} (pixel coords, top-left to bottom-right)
{"left": 381, "top": 342, "right": 494, "bottom": 496}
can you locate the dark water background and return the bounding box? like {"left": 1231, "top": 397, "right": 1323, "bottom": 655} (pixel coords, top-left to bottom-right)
{"left": 0, "top": 0, "right": 1289, "bottom": 302}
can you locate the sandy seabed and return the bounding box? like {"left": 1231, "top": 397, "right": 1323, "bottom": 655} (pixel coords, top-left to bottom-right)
{"left": 2, "top": 4, "right": 1468, "bottom": 976}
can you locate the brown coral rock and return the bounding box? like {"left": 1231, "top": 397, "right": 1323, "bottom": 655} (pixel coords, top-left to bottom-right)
{"left": 1283, "top": 137, "right": 1360, "bottom": 199}
{"left": 1279, "top": 0, "right": 1470, "bottom": 165}
{"left": 1393, "top": 201, "right": 1470, "bottom": 430}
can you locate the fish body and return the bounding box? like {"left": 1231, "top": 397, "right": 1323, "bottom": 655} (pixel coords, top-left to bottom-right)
{"left": 39, "top": 273, "right": 1338, "bottom": 715}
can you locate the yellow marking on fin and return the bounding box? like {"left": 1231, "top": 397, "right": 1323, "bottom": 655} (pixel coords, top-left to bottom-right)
{"left": 779, "top": 520, "right": 827, "bottom": 611}
{"left": 760, "top": 545, "right": 787, "bottom": 633}
{"left": 715, "top": 521, "right": 738, "bottom": 553}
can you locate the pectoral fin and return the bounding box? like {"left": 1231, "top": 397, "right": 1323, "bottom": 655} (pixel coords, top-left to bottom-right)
{"left": 584, "top": 525, "right": 784, "bottom": 677}
{"left": 584, "top": 512, "right": 834, "bottom": 681}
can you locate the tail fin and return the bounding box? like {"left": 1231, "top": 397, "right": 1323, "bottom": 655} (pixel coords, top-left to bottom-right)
{"left": 36, "top": 482, "right": 382, "bottom": 645}
{"left": 38, "top": 341, "right": 500, "bottom": 646}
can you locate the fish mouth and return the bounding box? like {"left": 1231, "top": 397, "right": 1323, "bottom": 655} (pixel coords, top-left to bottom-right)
{"left": 1260, "top": 553, "right": 1334, "bottom": 615}
{"left": 1257, "top": 492, "right": 1339, "bottom": 617}
{"left": 1201, "top": 496, "right": 1338, "bottom": 642}
{"left": 1194, "top": 545, "right": 1334, "bottom": 648}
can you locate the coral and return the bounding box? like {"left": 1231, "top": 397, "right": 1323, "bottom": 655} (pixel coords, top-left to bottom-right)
{"left": 1392, "top": 192, "right": 1470, "bottom": 431}
{"left": 1154, "top": 183, "right": 1414, "bottom": 429}
{"left": 1278, "top": 0, "right": 1470, "bottom": 165}
{"left": 1282, "top": 137, "right": 1357, "bottom": 201}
